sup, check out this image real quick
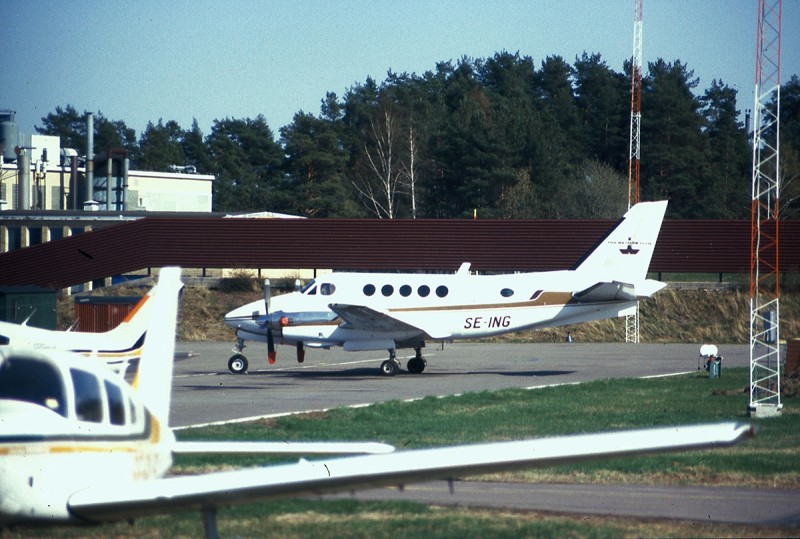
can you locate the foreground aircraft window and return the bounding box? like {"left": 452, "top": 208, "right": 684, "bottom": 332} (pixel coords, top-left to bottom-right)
{"left": 0, "top": 356, "right": 67, "bottom": 417}
{"left": 0, "top": 335, "right": 9, "bottom": 345}
{"left": 501, "top": 288, "right": 515, "bottom": 298}
{"left": 320, "top": 283, "right": 336, "bottom": 296}
{"left": 129, "top": 397, "right": 138, "bottom": 424}
{"left": 436, "top": 285, "right": 449, "bottom": 298}
{"left": 300, "top": 280, "right": 316, "bottom": 294}
{"left": 418, "top": 285, "right": 430, "bottom": 297}
{"left": 399, "top": 284, "right": 412, "bottom": 297}
{"left": 105, "top": 379, "right": 126, "bottom": 426}
{"left": 381, "top": 284, "right": 394, "bottom": 297}
{"left": 363, "top": 284, "right": 376, "bottom": 296}
{"left": 71, "top": 368, "right": 103, "bottom": 423}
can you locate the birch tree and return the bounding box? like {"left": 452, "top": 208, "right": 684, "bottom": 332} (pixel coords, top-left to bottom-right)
{"left": 353, "top": 102, "right": 404, "bottom": 218}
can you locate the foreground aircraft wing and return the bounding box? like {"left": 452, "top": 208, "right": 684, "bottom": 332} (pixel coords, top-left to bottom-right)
{"left": 173, "top": 441, "right": 395, "bottom": 455}
{"left": 329, "top": 303, "right": 425, "bottom": 334}
{"left": 68, "top": 421, "right": 752, "bottom": 523}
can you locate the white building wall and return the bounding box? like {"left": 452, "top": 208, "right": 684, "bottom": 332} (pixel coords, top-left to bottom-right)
{"left": 0, "top": 164, "right": 213, "bottom": 212}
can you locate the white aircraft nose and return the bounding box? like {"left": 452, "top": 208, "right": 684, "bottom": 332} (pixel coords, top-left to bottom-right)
{"left": 224, "top": 300, "right": 264, "bottom": 329}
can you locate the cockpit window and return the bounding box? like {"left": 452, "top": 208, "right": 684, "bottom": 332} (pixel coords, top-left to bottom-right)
{"left": 105, "top": 379, "right": 126, "bottom": 426}
{"left": 71, "top": 368, "right": 103, "bottom": 423}
{"left": 0, "top": 356, "right": 67, "bottom": 417}
{"left": 300, "top": 280, "right": 316, "bottom": 294}
{"left": 0, "top": 335, "right": 9, "bottom": 345}
{"left": 320, "top": 283, "right": 336, "bottom": 296}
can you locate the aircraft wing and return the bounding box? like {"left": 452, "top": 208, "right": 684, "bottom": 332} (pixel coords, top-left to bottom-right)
{"left": 67, "top": 421, "right": 752, "bottom": 523}
{"left": 173, "top": 440, "right": 395, "bottom": 455}
{"left": 329, "top": 303, "right": 424, "bottom": 334}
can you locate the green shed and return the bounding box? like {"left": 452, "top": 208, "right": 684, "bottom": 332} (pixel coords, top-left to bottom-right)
{"left": 0, "top": 286, "right": 58, "bottom": 329}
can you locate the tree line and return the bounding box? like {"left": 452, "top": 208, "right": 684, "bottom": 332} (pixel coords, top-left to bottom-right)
{"left": 36, "top": 51, "right": 800, "bottom": 219}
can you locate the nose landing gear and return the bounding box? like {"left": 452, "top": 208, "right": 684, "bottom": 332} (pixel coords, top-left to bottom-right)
{"left": 228, "top": 337, "right": 249, "bottom": 374}
{"left": 228, "top": 353, "right": 249, "bottom": 374}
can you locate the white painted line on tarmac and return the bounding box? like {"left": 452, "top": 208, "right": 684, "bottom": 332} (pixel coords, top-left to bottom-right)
{"left": 640, "top": 371, "right": 694, "bottom": 379}
{"left": 177, "top": 367, "right": 695, "bottom": 430}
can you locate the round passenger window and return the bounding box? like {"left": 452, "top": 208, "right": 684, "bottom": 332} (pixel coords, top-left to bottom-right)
{"left": 381, "top": 284, "right": 394, "bottom": 297}
{"left": 399, "top": 285, "right": 412, "bottom": 297}
{"left": 363, "top": 284, "right": 376, "bottom": 296}
{"left": 320, "top": 283, "right": 336, "bottom": 296}
{"left": 500, "top": 288, "right": 514, "bottom": 298}
{"left": 418, "top": 285, "right": 430, "bottom": 297}
{"left": 436, "top": 285, "right": 449, "bottom": 298}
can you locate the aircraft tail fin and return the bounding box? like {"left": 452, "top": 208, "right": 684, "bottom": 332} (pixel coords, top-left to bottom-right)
{"left": 101, "top": 280, "right": 158, "bottom": 343}
{"left": 574, "top": 201, "right": 668, "bottom": 292}
{"left": 131, "top": 267, "right": 183, "bottom": 423}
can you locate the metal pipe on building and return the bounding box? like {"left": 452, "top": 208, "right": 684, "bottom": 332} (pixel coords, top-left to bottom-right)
{"left": 85, "top": 113, "right": 94, "bottom": 209}
{"left": 17, "top": 150, "right": 31, "bottom": 210}
{"left": 106, "top": 154, "right": 112, "bottom": 210}
{"left": 70, "top": 155, "right": 78, "bottom": 209}
{"left": 122, "top": 155, "right": 129, "bottom": 210}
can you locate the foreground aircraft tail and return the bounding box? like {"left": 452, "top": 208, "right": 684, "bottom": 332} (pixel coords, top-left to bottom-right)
{"left": 132, "top": 267, "right": 183, "bottom": 423}
{"left": 574, "top": 200, "right": 668, "bottom": 295}
{"left": 100, "top": 282, "right": 157, "bottom": 343}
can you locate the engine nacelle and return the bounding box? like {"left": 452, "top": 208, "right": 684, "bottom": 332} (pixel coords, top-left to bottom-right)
{"left": 256, "top": 311, "right": 339, "bottom": 331}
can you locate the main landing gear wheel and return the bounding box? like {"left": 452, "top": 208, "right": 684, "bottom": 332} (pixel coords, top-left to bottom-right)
{"left": 407, "top": 356, "right": 427, "bottom": 374}
{"left": 228, "top": 354, "right": 249, "bottom": 374}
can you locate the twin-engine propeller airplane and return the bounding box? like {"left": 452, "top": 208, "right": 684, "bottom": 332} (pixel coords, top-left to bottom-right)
{"left": 0, "top": 282, "right": 158, "bottom": 375}
{"left": 225, "top": 200, "right": 669, "bottom": 375}
{"left": 0, "top": 266, "right": 753, "bottom": 538}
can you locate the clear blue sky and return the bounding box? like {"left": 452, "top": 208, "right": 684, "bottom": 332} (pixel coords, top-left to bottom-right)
{"left": 5, "top": 0, "right": 799, "bottom": 139}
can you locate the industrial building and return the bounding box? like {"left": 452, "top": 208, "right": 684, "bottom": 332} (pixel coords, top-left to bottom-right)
{"left": 0, "top": 109, "right": 214, "bottom": 254}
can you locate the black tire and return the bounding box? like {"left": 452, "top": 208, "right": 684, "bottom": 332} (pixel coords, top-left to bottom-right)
{"left": 407, "top": 357, "right": 426, "bottom": 374}
{"left": 228, "top": 354, "right": 249, "bottom": 374}
{"left": 380, "top": 360, "right": 398, "bottom": 376}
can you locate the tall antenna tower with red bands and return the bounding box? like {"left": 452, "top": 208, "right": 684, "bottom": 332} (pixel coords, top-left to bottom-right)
{"left": 627, "top": 0, "right": 643, "bottom": 210}
{"left": 625, "top": 0, "right": 644, "bottom": 344}
{"left": 749, "top": 0, "right": 782, "bottom": 417}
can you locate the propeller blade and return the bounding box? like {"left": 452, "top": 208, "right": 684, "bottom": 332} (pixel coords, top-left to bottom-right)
{"left": 263, "top": 279, "right": 277, "bottom": 364}
{"left": 267, "top": 329, "right": 276, "bottom": 364}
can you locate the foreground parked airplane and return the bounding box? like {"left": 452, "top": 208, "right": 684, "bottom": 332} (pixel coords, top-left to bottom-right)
{"left": 0, "top": 266, "right": 753, "bottom": 538}
{"left": 225, "top": 200, "right": 669, "bottom": 375}
{"left": 0, "top": 284, "right": 157, "bottom": 375}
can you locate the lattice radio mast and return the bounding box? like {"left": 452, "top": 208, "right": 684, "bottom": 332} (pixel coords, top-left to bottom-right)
{"left": 749, "top": 0, "right": 782, "bottom": 417}
{"left": 625, "top": 0, "right": 644, "bottom": 343}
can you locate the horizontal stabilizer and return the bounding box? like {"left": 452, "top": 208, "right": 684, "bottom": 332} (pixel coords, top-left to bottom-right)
{"left": 637, "top": 279, "right": 667, "bottom": 297}
{"left": 573, "top": 281, "right": 636, "bottom": 303}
